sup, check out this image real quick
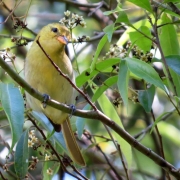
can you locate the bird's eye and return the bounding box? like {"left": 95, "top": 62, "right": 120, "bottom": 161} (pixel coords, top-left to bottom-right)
{"left": 51, "top": 27, "right": 58, "bottom": 33}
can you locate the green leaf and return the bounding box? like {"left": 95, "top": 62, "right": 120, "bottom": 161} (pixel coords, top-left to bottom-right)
{"left": 129, "top": 26, "right": 152, "bottom": 52}
{"left": 103, "top": 24, "right": 116, "bottom": 42}
{"left": 90, "top": 35, "right": 108, "bottom": 72}
{"left": 116, "top": 11, "right": 130, "bottom": 24}
{"left": 150, "top": 112, "right": 170, "bottom": 133}
{"left": 76, "top": 104, "right": 90, "bottom": 138}
{"left": 166, "top": 55, "right": 180, "bottom": 75}
{"left": 125, "top": 57, "right": 166, "bottom": 91}
{"left": 163, "top": 9, "right": 180, "bottom": 18}
{"left": 159, "top": 13, "right": 180, "bottom": 56}
{"left": 103, "top": 4, "right": 123, "bottom": 15}
{"left": 169, "top": 69, "right": 180, "bottom": 97}
{"left": 117, "top": 60, "right": 129, "bottom": 109}
{"left": 127, "top": 0, "right": 153, "bottom": 13}
{"left": 14, "top": 130, "right": 29, "bottom": 179}
{"left": 76, "top": 58, "right": 120, "bottom": 87}
{"left": 117, "top": 16, "right": 156, "bottom": 46}
{"left": 165, "top": 55, "right": 180, "bottom": 96}
{"left": 0, "top": 83, "right": 24, "bottom": 151}
{"left": 31, "top": 111, "right": 67, "bottom": 152}
{"left": 138, "top": 85, "right": 155, "bottom": 112}
{"left": 92, "top": 76, "right": 118, "bottom": 102}
{"left": 158, "top": 122, "right": 180, "bottom": 146}
{"left": 95, "top": 87, "right": 132, "bottom": 167}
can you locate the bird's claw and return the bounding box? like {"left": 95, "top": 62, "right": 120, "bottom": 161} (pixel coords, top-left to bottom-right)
{"left": 42, "top": 94, "right": 51, "bottom": 108}
{"left": 69, "top": 104, "right": 76, "bottom": 118}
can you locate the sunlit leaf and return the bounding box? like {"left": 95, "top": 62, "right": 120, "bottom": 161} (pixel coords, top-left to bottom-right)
{"left": 129, "top": 26, "right": 152, "bottom": 52}
{"left": 158, "top": 122, "right": 180, "bottom": 146}
{"left": 150, "top": 112, "right": 170, "bottom": 133}
{"left": 125, "top": 57, "right": 166, "bottom": 91}
{"left": 92, "top": 76, "right": 118, "bottom": 102}
{"left": 76, "top": 58, "right": 120, "bottom": 87}
{"left": 159, "top": 13, "right": 180, "bottom": 56}
{"left": 117, "top": 16, "right": 157, "bottom": 46}
{"left": 90, "top": 35, "right": 108, "bottom": 72}
{"left": 103, "top": 24, "right": 116, "bottom": 42}
{"left": 127, "top": 0, "right": 153, "bottom": 13}
{"left": 103, "top": 4, "right": 123, "bottom": 15}
{"left": 116, "top": 11, "right": 130, "bottom": 24}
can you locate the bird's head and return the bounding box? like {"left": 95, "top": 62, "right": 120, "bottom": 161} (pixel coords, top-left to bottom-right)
{"left": 36, "top": 23, "right": 70, "bottom": 53}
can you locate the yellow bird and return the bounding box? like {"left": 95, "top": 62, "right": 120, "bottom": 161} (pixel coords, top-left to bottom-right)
{"left": 24, "top": 23, "right": 85, "bottom": 166}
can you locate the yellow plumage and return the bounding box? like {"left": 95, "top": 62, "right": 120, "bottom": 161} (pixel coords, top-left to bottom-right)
{"left": 25, "top": 23, "right": 85, "bottom": 166}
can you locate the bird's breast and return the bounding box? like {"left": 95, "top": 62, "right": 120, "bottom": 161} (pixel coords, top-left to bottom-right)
{"left": 25, "top": 48, "right": 75, "bottom": 124}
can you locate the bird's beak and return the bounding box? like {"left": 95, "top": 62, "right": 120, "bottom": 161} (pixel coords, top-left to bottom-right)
{"left": 57, "top": 35, "right": 68, "bottom": 45}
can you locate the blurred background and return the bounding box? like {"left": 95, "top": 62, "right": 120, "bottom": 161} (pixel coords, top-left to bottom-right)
{"left": 0, "top": 0, "right": 180, "bottom": 180}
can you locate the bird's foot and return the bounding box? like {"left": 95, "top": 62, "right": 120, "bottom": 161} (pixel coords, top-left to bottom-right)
{"left": 42, "top": 94, "right": 51, "bottom": 108}
{"left": 69, "top": 104, "right": 76, "bottom": 118}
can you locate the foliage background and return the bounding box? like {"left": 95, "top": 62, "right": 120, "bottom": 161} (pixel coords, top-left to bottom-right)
{"left": 0, "top": 0, "right": 180, "bottom": 180}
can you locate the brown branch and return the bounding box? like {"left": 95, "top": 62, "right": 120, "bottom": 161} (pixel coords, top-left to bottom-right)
{"left": 0, "top": 171, "right": 7, "bottom": 180}
{"left": 0, "top": 57, "right": 180, "bottom": 178}
{"left": 168, "top": 2, "right": 180, "bottom": 15}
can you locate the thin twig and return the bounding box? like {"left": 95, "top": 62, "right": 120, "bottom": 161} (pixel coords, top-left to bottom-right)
{"left": 0, "top": 34, "right": 34, "bottom": 42}
{"left": 96, "top": 144, "right": 123, "bottom": 180}
{"left": 151, "top": 110, "right": 171, "bottom": 180}
{"left": 117, "top": 144, "right": 129, "bottom": 180}
{"left": 69, "top": 165, "right": 89, "bottom": 180}
{"left": 1, "top": 1, "right": 36, "bottom": 36}
{"left": 36, "top": 36, "right": 97, "bottom": 111}
{"left": 0, "top": 57, "right": 180, "bottom": 178}
{"left": 88, "top": 1, "right": 104, "bottom": 16}
{"left": 0, "top": 171, "right": 7, "bottom": 180}
{"left": 84, "top": 133, "right": 123, "bottom": 180}
{"left": 134, "top": 109, "right": 175, "bottom": 140}
{"left": 0, "top": 0, "right": 22, "bottom": 24}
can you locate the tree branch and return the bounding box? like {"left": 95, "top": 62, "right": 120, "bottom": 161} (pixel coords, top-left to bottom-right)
{"left": 0, "top": 57, "right": 180, "bottom": 178}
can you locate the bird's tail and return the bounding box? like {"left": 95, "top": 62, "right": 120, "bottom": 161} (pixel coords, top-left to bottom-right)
{"left": 61, "top": 118, "right": 85, "bottom": 166}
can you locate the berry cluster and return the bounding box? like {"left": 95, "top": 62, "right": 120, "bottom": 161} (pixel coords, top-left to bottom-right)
{"left": 11, "top": 37, "right": 28, "bottom": 46}
{"left": 13, "top": 19, "right": 27, "bottom": 31}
